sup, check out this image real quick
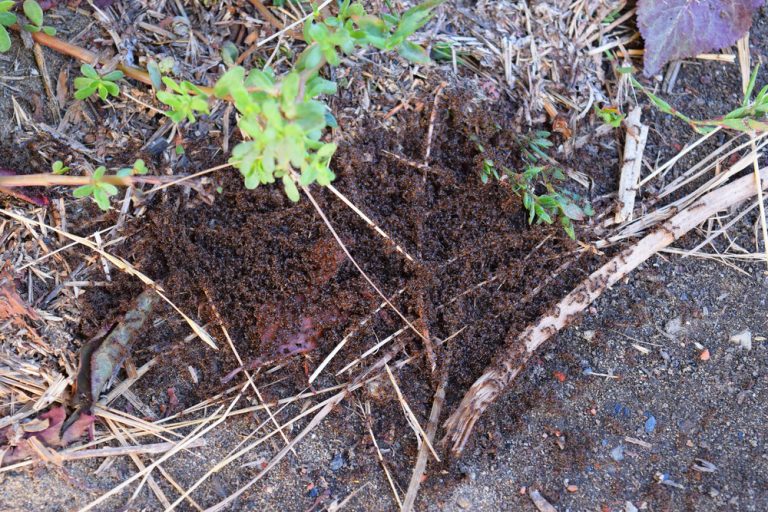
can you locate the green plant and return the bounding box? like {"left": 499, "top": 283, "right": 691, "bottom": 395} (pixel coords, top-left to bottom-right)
{"left": 0, "top": 1, "right": 16, "bottom": 53}
{"left": 51, "top": 160, "right": 69, "bottom": 175}
{"left": 117, "top": 159, "right": 148, "bottom": 177}
{"left": 22, "top": 0, "right": 55, "bottom": 35}
{"left": 74, "top": 64, "right": 124, "bottom": 101}
{"left": 594, "top": 105, "right": 625, "bottom": 128}
{"left": 477, "top": 131, "right": 592, "bottom": 239}
{"left": 156, "top": 77, "right": 210, "bottom": 123}
{"left": 630, "top": 66, "right": 768, "bottom": 133}
{"left": 0, "top": 0, "right": 55, "bottom": 53}
{"left": 73, "top": 166, "right": 118, "bottom": 210}
{"left": 210, "top": 0, "right": 443, "bottom": 200}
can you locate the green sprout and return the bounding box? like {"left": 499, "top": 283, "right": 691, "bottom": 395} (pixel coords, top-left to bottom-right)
{"left": 629, "top": 65, "right": 768, "bottom": 134}
{"left": 0, "top": 1, "right": 16, "bottom": 53}
{"left": 594, "top": 105, "right": 625, "bottom": 128}
{"left": 117, "top": 159, "right": 148, "bottom": 177}
{"left": 51, "top": 160, "right": 69, "bottom": 175}
{"left": 156, "top": 77, "right": 210, "bottom": 123}
{"left": 22, "top": 0, "right": 55, "bottom": 35}
{"left": 74, "top": 64, "right": 124, "bottom": 101}
{"left": 477, "top": 131, "right": 592, "bottom": 239}
{"left": 73, "top": 167, "right": 118, "bottom": 211}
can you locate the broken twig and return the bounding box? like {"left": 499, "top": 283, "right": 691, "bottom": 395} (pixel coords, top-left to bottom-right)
{"left": 444, "top": 168, "right": 768, "bottom": 454}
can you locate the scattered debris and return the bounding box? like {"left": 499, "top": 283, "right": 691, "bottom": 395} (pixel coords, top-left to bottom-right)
{"left": 529, "top": 489, "right": 558, "bottom": 512}
{"left": 730, "top": 330, "right": 752, "bottom": 351}
{"left": 691, "top": 458, "right": 718, "bottom": 473}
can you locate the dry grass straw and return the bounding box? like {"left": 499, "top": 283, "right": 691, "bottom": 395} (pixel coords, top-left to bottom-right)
{"left": 0, "top": 208, "right": 218, "bottom": 349}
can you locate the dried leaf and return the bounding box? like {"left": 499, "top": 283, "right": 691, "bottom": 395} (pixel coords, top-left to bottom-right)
{"left": 0, "top": 406, "right": 94, "bottom": 466}
{"left": 638, "top": 0, "right": 763, "bottom": 76}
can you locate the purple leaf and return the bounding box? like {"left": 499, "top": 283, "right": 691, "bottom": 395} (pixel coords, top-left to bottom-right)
{"left": 638, "top": 0, "right": 764, "bottom": 76}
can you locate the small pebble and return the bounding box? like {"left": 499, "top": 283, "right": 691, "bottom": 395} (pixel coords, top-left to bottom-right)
{"left": 329, "top": 453, "right": 344, "bottom": 471}
{"left": 645, "top": 414, "right": 657, "bottom": 433}
{"left": 611, "top": 444, "right": 625, "bottom": 461}
{"left": 730, "top": 330, "right": 752, "bottom": 351}
{"left": 699, "top": 349, "right": 710, "bottom": 361}
{"left": 456, "top": 497, "right": 471, "bottom": 509}
{"left": 566, "top": 484, "right": 578, "bottom": 493}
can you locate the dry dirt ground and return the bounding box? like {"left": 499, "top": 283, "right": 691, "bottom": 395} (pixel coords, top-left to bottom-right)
{"left": 1, "top": 2, "right": 768, "bottom": 512}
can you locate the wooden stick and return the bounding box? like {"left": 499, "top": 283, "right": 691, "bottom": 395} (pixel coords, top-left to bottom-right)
{"left": 614, "top": 106, "right": 648, "bottom": 224}
{"left": 443, "top": 167, "right": 768, "bottom": 455}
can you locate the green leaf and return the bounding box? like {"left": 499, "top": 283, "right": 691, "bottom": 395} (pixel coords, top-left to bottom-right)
{"left": 282, "top": 174, "right": 300, "bottom": 202}
{"left": 74, "top": 83, "right": 98, "bottom": 100}
{"left": 0, "top": 1, "right": 15, "bottom": 13}
{"left": 93, "top": 166, "right": 107, "bottom": 180}
{"left": 561, "top": 217, "right": 575, "bottom": 239}
{"left": 147, "top": 61, "right": 163, "bottom": 91}
{"left": 305, "top": 76, "right": 337, "bottom": 98}
{"left": 0, "top": 25, "right": 9, "bottom": 53}
{"left": 73, "top": 185, "right": 94, "bottom": 198}
{"left": 103, "top": 81, "right": 120, "bottom": 97}
{"left": 23, "top": 24, "right": 39, "bottom": 32}
{"left": 296, "top": 44, "right": 324, "bottom": 70}
{"left": 214, "top": 66, "right": 245, "bottom": 98}
{"left": 93, "top": 188, "right": 110, "bottom": 210}
{"left": 42, "top": 26, "right": 55, "bottom": 36}
{"left": 397, "top": 41, "right": 430, "bottom": 64}
{"left": 80, "top": 64, "right": 99, "bottom": 79}
{"left": 162, "top": 76, "right": 182, "bottom": 93}
{"left": 0, "top": 12, "right": 16, "bottom": 26}
{"left": 102, "top": 70, "right": 124, "bottom": 82}
{"left": 23, "top": 0, "right": 43, "bottom": 27}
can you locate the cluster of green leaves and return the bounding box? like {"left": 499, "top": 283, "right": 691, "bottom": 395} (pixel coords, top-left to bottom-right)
{"left": 201, "top": 0, "right": 441, "bottom": 201}
{"left": 477, "top": 131, "right": 592, "bottom": 239}
{"left": 0, "top": 0, "right": 53, "bottom": 52}
{"left": 74, "top": 64, "right": 124, "bottom": 100}
{"left": 630, "top": 65, "right": 768, "bottom": 134}
{"left": 72, "top": 160, "right": 148, "bottom": 210}
{"left": 73, "top": 167, "right": 118, "bottom": 210}
{"left": 156, "top": 78, "right": 210, "bottom": 122}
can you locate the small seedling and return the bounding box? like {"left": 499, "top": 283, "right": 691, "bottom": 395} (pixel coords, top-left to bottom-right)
{"left": 156, "top": 77, "right": 210, "bottom": 123}
{"left": 630, "top": 66, "right": 768, "bottom": 134}
{"left": 116, "top": 159, "right": 148, "bottom": 177}
{"left": 73, "top": 166, "right": 118, "bottom": 210}
{"left": 74, "top": 64, "right": 124, "bottom": 101}
{"left": 22, "top": 0, "right": 55, "bottom": 35}
{"left": 477, "top": 131, "right": 592, "bottom": 239}
{"left": 51, "top": 160, "right": 69, "bottom": 175}
{"left": 0, "top": 1, "right": 16, "bottom": 53}
{"left": 594, "top": 105, "right": 625, "bottom": 128}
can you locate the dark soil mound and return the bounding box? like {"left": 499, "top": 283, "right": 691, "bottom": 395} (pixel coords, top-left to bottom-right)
{"left": 83, "top": 88, "right": 604, "bottom": 422}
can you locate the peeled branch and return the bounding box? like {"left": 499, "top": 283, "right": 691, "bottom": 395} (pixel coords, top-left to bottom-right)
{"left": 443, "top": 167, "right": 768, "bottom": 455}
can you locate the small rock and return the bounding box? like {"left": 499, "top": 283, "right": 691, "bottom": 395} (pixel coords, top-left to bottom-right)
{"left": 645, "top": 414, "right": 657, "bottom": 433}
{"left": 625, "top": 502, "right": 639, "bottom": 512}
{"left": 665, "top": 317, "right": 683, "bottom": 336}
{"left": 611, "top": 444, "right": 625, "bottom": 461}
{"left": 456, "top": 497, "right": 471, "bottom": 509}
{"left": 329, "top": 453, "right": 344, "bottom": 471}
{"left": 730, "top": 330, "right": 752, "bottom": 351}
{"left": 566, "top": 484, "right": 578, "bottom": 493}
{"left": 699, "top": 349, "right": 710, "bottom": 361}
{"left": 582, "top": 330, "right": 595, "bottom": 342}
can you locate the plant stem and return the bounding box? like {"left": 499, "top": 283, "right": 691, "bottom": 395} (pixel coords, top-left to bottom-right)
{"left": 0, "top": 173, "right": 174, "bottom": 188}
